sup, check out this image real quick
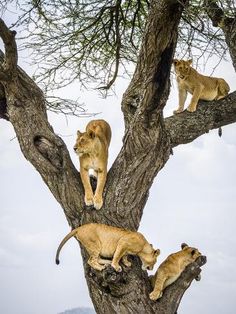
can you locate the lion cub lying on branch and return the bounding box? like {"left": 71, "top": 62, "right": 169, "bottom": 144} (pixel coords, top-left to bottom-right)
{"left": 56, "top": 223, "right": 160, "bottom": 272}
{"left": 74, "top": 119, "right": 111, "bottom": 210}
{"left": 173, "top": 59, "right": 230, "bottom": 113}
{"left": 149, "top": 243, "right": 202, "bottom": 301}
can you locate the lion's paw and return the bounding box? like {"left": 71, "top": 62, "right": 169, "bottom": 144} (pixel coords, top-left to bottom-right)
{"left": 93, "top": 195, "right": 103, "bottom": 210}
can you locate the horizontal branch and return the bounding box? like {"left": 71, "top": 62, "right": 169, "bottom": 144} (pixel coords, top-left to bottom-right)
{"left": 165, "top": 91, "right": 236, "bottom": 147}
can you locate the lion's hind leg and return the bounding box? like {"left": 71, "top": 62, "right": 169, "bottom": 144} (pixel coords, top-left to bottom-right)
{"left": 98, "top": 257, "right": 112, "bottom": 265}
{"left": 187, "top": 85, "right": 203, "bottom": 112}
{"left": 87, "top": 244, "right": 105, "bottom": 271}
{"left": 88, "top": 255, "right": 106, "bottom": 271}
{"left": 217, "top": 79, "right": 230, "bottom": 99}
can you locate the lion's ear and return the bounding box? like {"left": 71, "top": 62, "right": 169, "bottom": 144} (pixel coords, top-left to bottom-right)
{"left": 77, "top": 130, "right": 82, "bottom": 137}
{"left": 191, "top": 249, "right": 196, "bottom": 256}
{"left": 181, "top": 243, "right": 188, "bottom": 250}
{"left": 88, "top": 130, "right": 96, "bottom": 139}
{"left": 154, "top": 249, "right": 160, "bottom": 257}
{"left": 187, "top": 59, "right": 193, "bottom": 65}
{"left": 173, "top": 59, "right": 178, "bottom": 65}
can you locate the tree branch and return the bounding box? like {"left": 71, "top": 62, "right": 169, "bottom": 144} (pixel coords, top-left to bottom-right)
{"left": 85, "top": 0, "right": 187, "bottom": 231}
{"left": 0, "top": 81, "right": 8, "bottom": 120}
{"left": 0, "top": 28, "right": 85, "bottom": 228}
{"left": 165, "top": 92, "right": 236, "bottom": 147}
{"left": 0, "top": 18, "right": 18, "bottom": 76}
{"left": 121, "top": 0, "right": 189, "bottom": 130}
{"left": 204, "top": 0, "right": 236, "bottom": 72}
{"left": 203, "top": 0, "right": 225, "bottom": 27}
{"left": 82, "top": 250, "right": 206, "bottom": 314}
{"left": 160, "top": 255, "right": 207, "bottom": 313}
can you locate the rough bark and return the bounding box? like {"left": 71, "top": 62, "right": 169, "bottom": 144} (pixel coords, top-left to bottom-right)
{"left": 84, "top": 254, "right": 206, "bottom": 314}
{"left": 121, "top": 0, "right": 185, "bottom": 127}
{"left": 204, "top": 0, "right": 236, "bottom": 72}
{"left": 1, "top": 0, "right": 236, "bottom": 312}
{"left": 165, "top": 92, "right": 236, "bottom": 147}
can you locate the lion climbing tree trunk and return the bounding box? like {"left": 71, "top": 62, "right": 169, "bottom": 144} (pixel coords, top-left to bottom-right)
{"left": 0, "top": 0, "right": 236, "bottom": 313}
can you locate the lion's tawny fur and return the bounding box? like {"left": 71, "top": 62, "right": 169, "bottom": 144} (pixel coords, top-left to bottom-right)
{"left": 149, "top": 243, "right": 201, "bottom": 301}
{"left": 56, "top": 223, "right": 160, "bottom": 272}
{"left": 74, "top": 119, "right": 111, "bottom": 210}
{"left": 173, "top": 59, "right": 230, "bottom": 113}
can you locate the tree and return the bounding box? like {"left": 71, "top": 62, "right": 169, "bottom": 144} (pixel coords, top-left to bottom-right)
{"left": 0, "top": 0, "right": 235, "bottom": 313}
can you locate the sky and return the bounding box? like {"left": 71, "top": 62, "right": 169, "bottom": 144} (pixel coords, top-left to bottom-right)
{"left": 0, "top": 9, "right": 236, "bottom": 314}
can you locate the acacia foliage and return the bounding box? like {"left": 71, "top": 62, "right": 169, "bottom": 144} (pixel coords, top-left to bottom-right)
{"left": 0, "top": 0, "right": 235, "bottom": 91}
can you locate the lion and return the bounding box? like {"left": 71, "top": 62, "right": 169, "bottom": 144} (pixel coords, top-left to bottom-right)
{"left": 74, "top": 119, "right": 111, "bottom": 210}
{"left": 55, "top": 223, "right": 160, "bottom": 272}
{"left": 173, "top": 59, "right": 230, "bottom": 113}
{"left": 149, "top": 243, "right": 202, "bottom": 301}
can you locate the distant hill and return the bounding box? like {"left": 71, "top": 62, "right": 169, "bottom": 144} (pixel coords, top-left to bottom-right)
{"left": 59, "top": 307, "right": 95, "bottom": 314}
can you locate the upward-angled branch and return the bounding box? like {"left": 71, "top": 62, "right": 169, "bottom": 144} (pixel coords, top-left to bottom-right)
{"left": 0, "top": 19, "right": 17, "bottom": 78}
{"left": 0, "top": 18, "right": 84, "bottom": 228}
{"left": 204, "top": 0, "right": 236, "bottom": 71}
{"left": 86, "top": 0, "right": 188, "bottom": 231}
{"left": 121, "top": 0, "right": 189, "bottom": 127}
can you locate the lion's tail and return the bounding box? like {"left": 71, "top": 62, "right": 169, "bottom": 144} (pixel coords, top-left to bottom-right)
{"left": 55, "top": 228, "right": 79, "bottom": 265}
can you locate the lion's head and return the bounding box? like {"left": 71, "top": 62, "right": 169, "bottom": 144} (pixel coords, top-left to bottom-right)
{"left": 74, "top": 129, "right": 98, "bottom": 156}
{"left": 173, "top": 59, "right": 192, "bottom": 77}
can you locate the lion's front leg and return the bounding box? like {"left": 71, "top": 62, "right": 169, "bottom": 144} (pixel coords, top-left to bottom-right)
{"left": 80, "top": 167, "right": 94, "bottom": 206}
{"left": 93, "top": 169, "right": 107, "bottom": 210}
{"left": 173, "top": 87, "right": 187, "bottom": 114}
{"left": 111, "top": 241, "right": 126, "bottom": 272}
{"left": 149, "top": 271, "right": 166, "bottom": 301}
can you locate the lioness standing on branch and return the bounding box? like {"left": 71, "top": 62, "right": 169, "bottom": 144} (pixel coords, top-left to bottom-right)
{"left": 74, "top": 119, "right": 111, "bottom": 210}
{"left": 173, "top": 59, "right": 230, "bottom": 113}
{"left": 149, "top": 243, "right": 202, "bottom": 301}
{"left": 55, "top": 223, "right": 160, "bottom": 272}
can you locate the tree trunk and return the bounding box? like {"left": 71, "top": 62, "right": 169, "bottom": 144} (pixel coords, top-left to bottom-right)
{"left": 1, "top": 0, "right": 236, "bottom": 312}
